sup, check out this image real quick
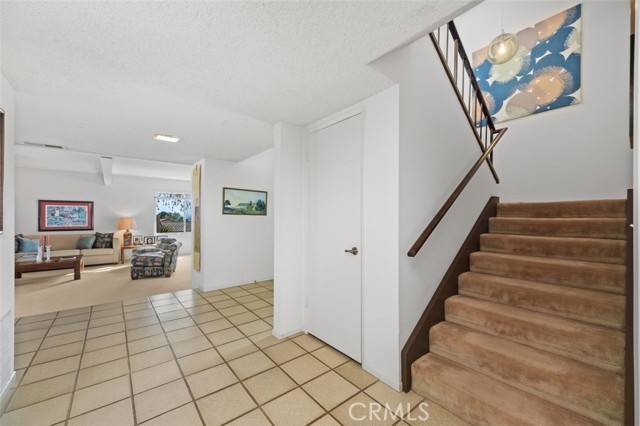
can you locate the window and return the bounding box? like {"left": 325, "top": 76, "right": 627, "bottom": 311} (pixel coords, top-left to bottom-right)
{"left": 155, "top": 192, "right": 192, "bottom": 233}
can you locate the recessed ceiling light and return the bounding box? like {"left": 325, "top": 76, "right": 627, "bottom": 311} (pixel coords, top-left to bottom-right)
{"left": 153, "top": 134, "right": 180, "bottom": 143}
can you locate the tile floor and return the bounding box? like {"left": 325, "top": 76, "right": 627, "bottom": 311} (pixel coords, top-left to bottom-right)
{"left": 2, "top": 280, "right": 467, "bottom": 426}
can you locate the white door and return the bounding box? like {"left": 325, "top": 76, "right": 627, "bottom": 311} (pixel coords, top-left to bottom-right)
{"left": 307, "top": 114, "right": 362, "bottom": 361}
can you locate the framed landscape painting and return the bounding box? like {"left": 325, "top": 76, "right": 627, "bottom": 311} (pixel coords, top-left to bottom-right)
{"left": 38, "top": 200, "right": 94, "bottom": 231}
{"left": 222, "top": 187, "right": 267, "bottom": 216}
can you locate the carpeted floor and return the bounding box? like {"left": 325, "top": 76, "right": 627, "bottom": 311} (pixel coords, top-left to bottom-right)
{"left": 15, "top": 255, "right": 192, "bottom": 318}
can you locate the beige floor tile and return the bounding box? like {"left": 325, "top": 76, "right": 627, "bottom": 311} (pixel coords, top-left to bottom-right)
{"left": 242, "top": 300, "right": 269, "bottom": 310}
{"left": 162, "top": 316, "right": 196, "bottom": 332}
{"left": 130, "top": 345, "right": 174, "bottom": 372}
{"left": 14, "top": 352, "right": 34, "bottom": 370}
{"left": 243, "top": 368, "right": 296, "bottom": 405}
{"left": 199, "top": 318, "right": 233, "bottom": 334}
{"left": 70, "top": 375, "right": 131, "bottom": 417}
{"left": 67, "top": 398, "right": 134, "bottom": 426}
{"left": 125, "top": 315, "right": 159, "bottom": 330}
{"left": 216, "top": 338, "right": 259, "bottom": 361}
{"left": 262, "top": 388, "right": 324, "bottom": 426}
{"left": 81, "top": 344, "right": 127, "bottom": 368}
{"left": 264, "top": 340, "right": 305, "bottom": 365}
{"left": 253, "top": 306, "right": 274, "bottom": 319}
{"left": 53, "top": 313, "right": 90, "bottom": 326}
{"left": 226, "top": 408, "right": 271, "bottom": 426}
{"left": 166, "top": 325, "right": 203, "bottom": 344}
{"left": 124, "top": 309, "right": 155, "bottom": 321}
{"left": 127, "top": 324, "right": 164, "bottom": 342}
{"left": 6, "top": 372, "right": 75, "bottom": 411}
{"left": 212, "top": 300, "right": 240, "bottom": 310}
{"left": 14, "top": 339, "right": 42, "bottom": 356}
{"left": 404, "top": 399, "right": 471, "bottom": 426}
{"left": 248, "top": 330, "right": 282, "bottom": 349}
{"left": 227, "top": 312, "right": 260, "bottom": 326}
{"left": 196, "top": 383, "right": 256, "bottom": 426}
{"left": 207, "top": 327, "right": 244, "bottom": 346}
{"left": 91, "top": 307, "right": 123, "bottom": 318}
{"left": 292, "top": 334, "right": 325, "bottom": 352}
{"left": 228, "top": 351, "right": 275, "bottom": 380}
{"left": 312, "top": 346, "right": 350, "bottom": 368}
{"left": 158, "top": 309, "right": 189, "bottom": 322}
{"left": 123, "top": 302, "right": 152, "bottom": 313}
{"left": 15, "top": 320, "right": 52, "bottom": 333}
{"left": 149, "top": 293, "right": 175, "bottom": 301}
{"left": 331, "top": 393, "right": 397, "bottom": 426}
{"left": 303, "top": 371, "right": 359, "bottom": 410}
{"left": 57, "top": 307, "right": 90, "bottom": 317}
{"left": 140, "top": 402, "right": 203, "bottom": 426}
{"left": 77, "top": 358, "right": 129, "bottom": 389}
{"left": 177, "top": 348, "right": 224, "bottom": 376}
{"left": 281, "top": 354, "right": 330, "bottom": 385}
{"left": 132, "top": 360, "right": 182, "bottom": 394}
{"left": 218, "top": 305, "right": 247, "bottom": 317}
{"left": 123, "top": 296, "right": 151, "bottom": 306}
{"left": 335, "top": 361, "right": 377, "bottom": 389}
{"left": 89, "top": 314, "right": 123, "bottom": 329}
{"left": 152, "top": 298, "right": 179, "bottom": 307}
{"left": 84, "top": 332, "right": 126, "bottom": 353}
{"left": 237, "top": 320, "right": 271, "bottom": 336}
{"left": 185, "top": 363, "right": 237, "bottom": 398}
{"left": 0, "top": 393, "right": 71, "bottom": 426}
{"left": 234, "top": 295, "right": 260, "bottom": 304}
{"left": 21, "top": 355, "right": 80, "bottom": 385}
{"left": 226, "top": 289, "right": 252, "bottom": 297}
{"left": 171, "top": 336, "right": 212, "bottom": 358}
{"left": 310, "top": 414, "right": 342, "bottom": 426}
{"left": 364, "top": 381, "right": 423, "bottom": 410}
{"left": 186, "top": 305, "right": 216, "bottom": 316}
{"left": 154, "top": 304, "right": 183, "bottom": 314}
{"left": 134, "top": 379, "right": 192, "bottom": 423}
{"left": 180, "top": 298, "right": 209, "bottom": 308}
{"left": 263, "top": 316, "right": 273, "bottom": 326}
{"left": 127, "top": 334, "right": 168, "bottom": 355}
{"left": 40, "top": 330, "right": 86, "bottom": 349}
{"left": 86, "top": 322, "right": 125, "bottom": 339}
{"left": 47, "top": 322, "right": 88, "bottom": 337}
{"left": 31, "top": 341, "right": 83, "bottom": 365}
{"left": 15, "top": 328, "right": 48, "bottom": 343}
{"left": 17, "top": 312, "right": 57, "bottom": 324}
{"left": 191, "top": 310, "right": 223, "bottom": 324}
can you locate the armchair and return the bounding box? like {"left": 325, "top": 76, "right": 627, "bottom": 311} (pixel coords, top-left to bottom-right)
{"left": 130, "top": 238, "right": 182, "bottom": 279}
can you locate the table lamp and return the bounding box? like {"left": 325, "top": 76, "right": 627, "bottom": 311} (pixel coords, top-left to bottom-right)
{"left": 117, "top": 217, "right": 137, "bottom": 246}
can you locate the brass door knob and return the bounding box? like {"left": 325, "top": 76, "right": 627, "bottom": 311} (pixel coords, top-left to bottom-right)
{"left": 344, "top": 247, "right": 358, "bottom": 255}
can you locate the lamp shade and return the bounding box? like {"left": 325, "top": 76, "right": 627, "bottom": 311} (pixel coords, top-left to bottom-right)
{"left": 487, "top": 33, "right": 519, "bottom": 65}
{"left": 117, "top": 217, "right": 137, "bottom": 230}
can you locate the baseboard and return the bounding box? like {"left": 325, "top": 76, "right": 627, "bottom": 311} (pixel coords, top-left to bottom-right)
{"left": 200, "top": 276, "right": 274, "bottom": 293}
{"left": 0, "top": 371, "right": 16, "bottom": 415}
{"left": 271, "top": 327, "right": 303, "bottom": 340}
{"left": 362, "top": 363, "right": 401, "bottom": 391}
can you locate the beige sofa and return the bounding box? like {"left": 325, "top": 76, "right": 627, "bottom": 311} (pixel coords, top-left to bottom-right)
{"left": 16, "top": 233, "right": 121, "bottom": 265}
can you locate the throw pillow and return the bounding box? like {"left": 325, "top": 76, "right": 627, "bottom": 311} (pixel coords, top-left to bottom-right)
{"left": 93, "top": 232, "right": 114, "bottom": 249}
{"left": 77, "top": 236, "right": 96, "bottom": 250}
{"left": 14, "top": 234, "right": 23, "bottom": 253}
{"left": 18, "top": 237, "right": 39, "bottom": 253}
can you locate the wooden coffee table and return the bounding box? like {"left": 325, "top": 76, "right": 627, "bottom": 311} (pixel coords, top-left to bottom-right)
{"left": 15, "top": 255, "right": 85, "bottom": 280}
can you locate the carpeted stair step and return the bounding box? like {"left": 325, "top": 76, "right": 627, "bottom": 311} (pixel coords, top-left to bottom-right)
{"left": 445, "top": 295, "right": 625, "bottom": 372}
{"left": 497, "top": 199, "right": 626, "bottom": 218}
{"left": 470, "top": 252, "right": 625, "bottom": 295}
{"left": 458, "top": 272, "right": 625, "bottom": 330}
{"left": 411, "top": 353, "right": 601, "bottom": 426}
{"left": 489, "top": 217, "right": 627, "bottom": 240}
{"left": 429, "top": 322, "right": 624, "bottom": 425}
{"left": 480, "top": 233, "right": 626, "bottom": 264}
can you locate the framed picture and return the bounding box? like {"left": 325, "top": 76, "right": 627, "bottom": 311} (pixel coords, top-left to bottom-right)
{"left": 132, "top": 235, "right": 143, "bottom": 245}
{"left": 222, "top": 187, "right": 268, "bottom": 216}
{"left": 38, "top": 200, "right": 94, "bottom": 231}
{"left": 143, "top": 236, "right": 156, "bottom": 244}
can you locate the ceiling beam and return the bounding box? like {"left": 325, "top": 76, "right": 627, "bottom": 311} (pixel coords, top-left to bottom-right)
{"left": 99, "top": 156, "right": 113, "bottom": 186}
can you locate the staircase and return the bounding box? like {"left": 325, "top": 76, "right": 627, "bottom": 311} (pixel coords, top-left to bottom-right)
{"left": 411, "top": 199, "right": 629, "bottom": 425}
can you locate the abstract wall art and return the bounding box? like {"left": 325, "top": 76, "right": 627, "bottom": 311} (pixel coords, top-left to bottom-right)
{"left": 472, "top": 4, "right": 582, "bottom": 123}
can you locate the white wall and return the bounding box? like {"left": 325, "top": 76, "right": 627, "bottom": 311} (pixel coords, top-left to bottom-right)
{"left": 192, "top": 150, "right": 274, "bottom": 292}
{"left": 373, "top": 36, "right": 498, "bottom": 350}
{"left": 273, "top": 123, "right": 305, "bottom": 338}
{"left": 0, "top": 75, "right": 16, "bottom": 398}
{"left": 456, "top": 0, "right": 633, "bottom": 201}
{"left": 14, "top": 168, "right": 193, "bottom": 254}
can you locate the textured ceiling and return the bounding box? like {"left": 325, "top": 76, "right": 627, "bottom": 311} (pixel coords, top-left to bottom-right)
{"left": 2, "top": 1, "right": 477, "bottom": 164}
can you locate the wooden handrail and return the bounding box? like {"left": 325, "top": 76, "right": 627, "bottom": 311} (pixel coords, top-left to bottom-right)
{"left": 407, "top": 128, "right": 507, "bottom": 257}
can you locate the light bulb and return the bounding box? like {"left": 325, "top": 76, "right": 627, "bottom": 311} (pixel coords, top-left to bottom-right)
{"left": 487, "top": 33, "right": 519, "bottom": 65}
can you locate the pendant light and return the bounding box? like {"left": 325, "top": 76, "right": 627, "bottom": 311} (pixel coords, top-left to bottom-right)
{"left": 487, "top": 1, "right": 519, "bottom": 65}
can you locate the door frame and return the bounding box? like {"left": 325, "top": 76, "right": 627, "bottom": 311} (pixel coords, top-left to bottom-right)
{"left": 303, "top": 106, "right": 367, "bottom": 362}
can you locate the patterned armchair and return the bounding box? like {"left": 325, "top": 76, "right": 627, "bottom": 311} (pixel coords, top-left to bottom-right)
{"left": 130, "top": 238, "right": 182, "bottom": 279}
